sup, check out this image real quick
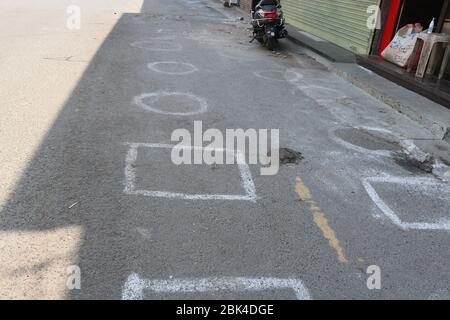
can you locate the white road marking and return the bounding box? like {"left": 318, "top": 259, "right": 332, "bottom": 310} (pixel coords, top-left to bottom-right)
{"left": 122, "top": 273, "right": 312, "bottom": 300}
{"left": 362, "top": 175, "right": 450, "bottom": 231}
{"left": 68, "top": 201, "right": 79, "bottom": 209}
{"left": 285, "top": 72, "right": 362, "bottom": 123}
{"left": 135, "top": 227, "right": 151, "bottom": 239}
{"left": 253, "top": 70, "right": 290, "bottom": 82}
{"left": 329, "top": 127, "right": 395, "bottom": 158}
{"left": 185, "top": 0, "right": 203, "bottom": 5}
{"left": 283, "top": 68, "right": 304, "bottom": 83}
{"left": 147, "top": 61, "right": 198, "bottom": 75}
{"left": 124, "top": 143, "right": 257, "bottom": 202}
{"left": 357, "top": 126, "right": 395, "bottom": 135}
{"left": 133, "top": 92, "right": 208, "bottom": 116}
{"left": 298, "top": 85, "right": 348, "bottom": 102}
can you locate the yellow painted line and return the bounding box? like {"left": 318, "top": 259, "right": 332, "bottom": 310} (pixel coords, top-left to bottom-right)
{"left": 295, "top": 177, "right": 348, "bottom": 264}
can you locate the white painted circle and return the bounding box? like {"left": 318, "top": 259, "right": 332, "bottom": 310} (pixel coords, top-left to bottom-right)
{"left": 130, "top": 39, "right": 182, "bottom": 52}
{"left": 329, "top": 126, "right": 399, "bottom": 158}
{"left": 299, "top": 85, "right": 347, "bottom": 101}
{"left": 254, "top": 70, "right": 290, "bottom": 82}
{"left": 134, "top": 92, "right": 208, "bottom": 116}
{"left": 147, "top": 61, "right": 198, "bottom": 75}
{"left": 284, "top": 69, "right": 304, "bottom": 82}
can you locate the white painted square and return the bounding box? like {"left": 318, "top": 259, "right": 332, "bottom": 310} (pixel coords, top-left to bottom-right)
{"left": 122, "top": 273, "right": 311, "bottom": 300}
{"left": 362, "top": 175, "right": 450, "bottom": 231}
{"left": 124, "top": 143, "right": 257, "bottom": 202}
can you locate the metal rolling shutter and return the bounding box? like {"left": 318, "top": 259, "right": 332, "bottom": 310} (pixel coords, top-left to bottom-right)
{"left": 282, "top": 0, "right": 380, "bottom": 54}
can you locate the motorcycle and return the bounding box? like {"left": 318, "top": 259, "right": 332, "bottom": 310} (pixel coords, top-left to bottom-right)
{"left": 250, "top": 0, "right": 288, "bottom": 50}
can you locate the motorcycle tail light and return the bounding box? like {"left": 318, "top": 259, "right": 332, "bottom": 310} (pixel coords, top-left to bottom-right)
{"left": 261, "top": 10, "right": 278, "bottom": 19}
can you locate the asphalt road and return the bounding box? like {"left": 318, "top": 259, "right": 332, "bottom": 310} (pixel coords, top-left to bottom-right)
{"left": 1, "top": 0, "right": 449, "bottom": 299}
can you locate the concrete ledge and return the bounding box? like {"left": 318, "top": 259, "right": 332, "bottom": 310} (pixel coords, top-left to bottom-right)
{"left": 332, "top": 62, "right": 450, "bottom": 141}
{"left": 285, "top": 24, "right": 355, "bottom": 63}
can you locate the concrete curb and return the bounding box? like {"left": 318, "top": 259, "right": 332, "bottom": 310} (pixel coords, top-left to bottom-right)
{"left": 282, "top": 28, "right": 450, "bottom": 141}
{"left": 285, "top": 25, "right": 356, "bottom": 63}
{"left": 330, "top": 63, "right": 450, "bottom": 141}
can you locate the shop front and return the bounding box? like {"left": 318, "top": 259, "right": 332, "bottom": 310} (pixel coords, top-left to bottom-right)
{"left": 281, "top": 0, "right": 380, "bottom": 54}
{"left": 359, "top": 0, "right": 450, "bottom": 107}
{"left": 238, "top": 0, "right": 449, "bottom": 107}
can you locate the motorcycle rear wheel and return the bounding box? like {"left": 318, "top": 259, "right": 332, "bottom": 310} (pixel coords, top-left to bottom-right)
{"left": 266, "top": 37, "right": 277, "bottom": 51}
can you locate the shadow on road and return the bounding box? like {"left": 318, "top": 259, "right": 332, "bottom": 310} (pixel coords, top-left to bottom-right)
{"left": 0, "top": 0, "right": 171, "bottom": 299}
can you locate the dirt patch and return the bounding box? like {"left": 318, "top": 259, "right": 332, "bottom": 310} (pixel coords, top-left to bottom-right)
{"left": 275, "top": 148, "right": 304, "bottom": 165}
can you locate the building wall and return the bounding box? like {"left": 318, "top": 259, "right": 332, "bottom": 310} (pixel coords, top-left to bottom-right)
{"left": 240, "top": 0, "right": 252, "bottom": 14}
